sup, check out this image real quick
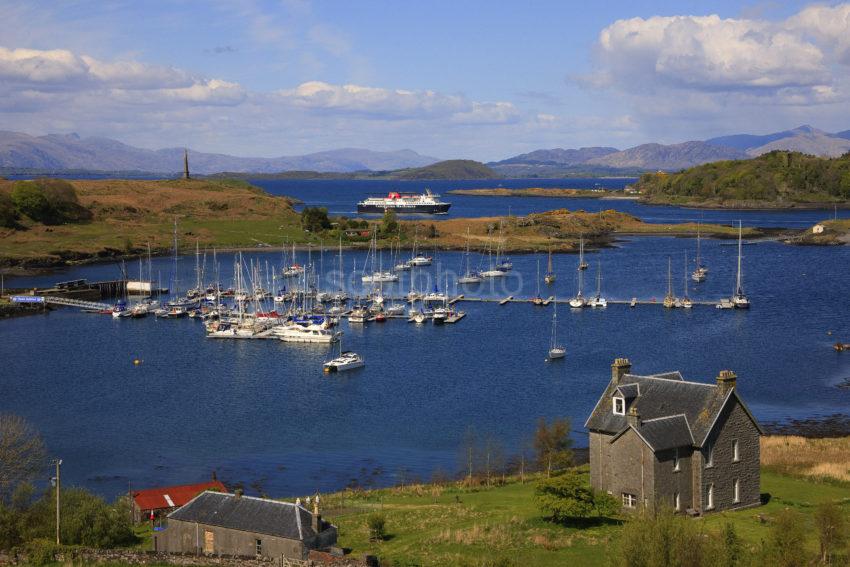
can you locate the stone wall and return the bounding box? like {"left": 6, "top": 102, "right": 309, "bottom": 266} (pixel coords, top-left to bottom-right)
{"left": 700, "top": 396, "right": 761, "bottom": 512}
{"left": 155, "top": 520, "right": 304, "bottom": 559}
{"left": 608, "top": 428, "right": 655, "bottom": 507}
{"left": 652, "top": 446, "right": 694, "bottom": 512}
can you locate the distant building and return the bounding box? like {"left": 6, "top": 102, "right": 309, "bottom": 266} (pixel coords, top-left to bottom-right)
{"left": 813, "top": 224, "right": 825, "bottom": 234}
{"left": 132, "top": 480, "right": 226, "bottom": 523}
{"left": 154, "top": 491, "right": 338, "bottom": 560}
{"left": 585, "top": 358, "right": 763, "bottom": 514}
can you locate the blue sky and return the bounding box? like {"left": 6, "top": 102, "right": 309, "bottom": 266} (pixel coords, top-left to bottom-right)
{"left": 2, "top": 1, "right": 849, "bottom": 160}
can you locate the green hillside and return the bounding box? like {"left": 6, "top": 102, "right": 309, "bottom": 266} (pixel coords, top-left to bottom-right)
{"left": 392, "top": 159, "right": 500, "bottom": 180}
{"left": 636, "top": 150, "right": 850, "bottom": 207}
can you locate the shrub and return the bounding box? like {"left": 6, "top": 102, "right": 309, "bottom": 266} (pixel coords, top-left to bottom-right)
{"left": 535, "top": 471, "right": 618, "bottom": 524}
{"left": 23, "top": 538, "right": 57, "bottom": 566}
{"left": 24, "top": 488, "right": 136, "bottom": 548}
{"left": 367, "top": 512, "right": 386, "bottom": 541}
{"left": 0, "top": 191, "right": 17, "bottom": 228}
{"left": 612, "top": 508, "right": 710, "bottom": 567}
{"left": 301, "top": 207, "right": 331, "bottom": 232}
{"left": 11, "top": 182, "right": 53, "bottom": 223}
{"left": 814, "top": 501, "right": 845, "bottom": 564}
{"left": 770, "top": 508, "right": 808, "bottom": 567}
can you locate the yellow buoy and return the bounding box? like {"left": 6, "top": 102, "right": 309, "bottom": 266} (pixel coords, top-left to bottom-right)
{"left": 133, "top": 359, "right": 141, "bottom": 366}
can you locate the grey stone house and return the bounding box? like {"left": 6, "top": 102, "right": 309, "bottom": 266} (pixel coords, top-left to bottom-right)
{"left": 153, "top": 491, "right": 338, "bottom": 559}
{"left": 585, "top": 358, "right": 763, "bottom": 514}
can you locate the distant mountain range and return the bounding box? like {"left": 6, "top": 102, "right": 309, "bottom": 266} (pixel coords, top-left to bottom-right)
{"left": 0, "top": 131, "right": 440, "bottom": 174}
{"left": 491, "top": 125, "right": 850, "bottom": 175}
{"left": 2, "top": 124, "right": 850, "bottom": 179}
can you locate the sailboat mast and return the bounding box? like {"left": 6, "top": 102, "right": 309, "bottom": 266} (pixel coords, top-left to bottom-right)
{"left": 667, "top": 257, "right": 673, "bottom": 297}
{"left": 736, "top": 221, "right": 744, "bottom": 294}
{"left": 536, "top": 258, "right": 540, "bottom": 296}
{"left": 597, "top": 261, "right": 602, "bottom": 296}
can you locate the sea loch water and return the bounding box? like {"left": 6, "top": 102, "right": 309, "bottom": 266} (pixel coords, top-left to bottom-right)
{"left": 2, "top": 234, "right": 848, "bottom": 500}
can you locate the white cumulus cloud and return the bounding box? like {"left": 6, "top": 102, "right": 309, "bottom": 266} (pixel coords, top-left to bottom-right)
{"left": 788, "top": 4, "right": 850, "bottom": 64}
{"left": 277, "top": 81, "right": 470, "bottom": 119}
{"left": 594, "top": 14, "right": 828, "bottom": 92}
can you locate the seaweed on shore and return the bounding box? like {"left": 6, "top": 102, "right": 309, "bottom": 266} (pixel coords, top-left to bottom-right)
{"left": 763, "top": 413, "right": 850, "bottom": 438}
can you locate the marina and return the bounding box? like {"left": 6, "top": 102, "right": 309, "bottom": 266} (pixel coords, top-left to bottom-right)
{"left": 2, "top": 234, "right": 849, "bottom": 499}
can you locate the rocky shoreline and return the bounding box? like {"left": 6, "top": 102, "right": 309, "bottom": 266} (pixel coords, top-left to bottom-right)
{"left": 762, "top": 413, "right": 850, "bottom": 438}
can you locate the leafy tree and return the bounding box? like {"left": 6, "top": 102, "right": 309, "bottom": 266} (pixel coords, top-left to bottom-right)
{"left": 814, "top": 501, "right": 846, "bottom": 564}
{"left": 300, "top": 207, "right": 331, "bottom": 232}
{"left": 23, "top": 488, "right": 136, "bottom": 548}
{"left": 0, "top": 414, "right": 47, "bottom": 501}
{"left": 0, "top": 192, "right": 17, "bottom": 228}
{"left": 10, "top": 182, "right": 53, "bottom": 224}
{"left": 381, "top": 208, "right": 398, "bottom": 235}
{"left": 533, "top": 417, "right": 573, "bottom": 477}
{"left": 771, "top": 508, "right": 808, "bottom": 567}
{"left": 535, "top": 471, "right": 618, "bottom": 524}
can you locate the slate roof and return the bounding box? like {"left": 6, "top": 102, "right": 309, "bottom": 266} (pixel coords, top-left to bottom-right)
{"left": 133, "top": 481, "right": 227, "bottom": 511}
{"left": 624, "top": 414, "right": 694, "bottom": 452}
{"left": 168, "top": 492, "right": 321, "bottom": 540}
{"left": 615, "top": 383, "right": 640, "bottom": 399}
{"left": 585, "top": 371, "right": 762, "bottom": 449}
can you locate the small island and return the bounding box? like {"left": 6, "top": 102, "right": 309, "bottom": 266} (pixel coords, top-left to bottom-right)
{"left": 636, "top": 150, "right": 850, "bottom": 209}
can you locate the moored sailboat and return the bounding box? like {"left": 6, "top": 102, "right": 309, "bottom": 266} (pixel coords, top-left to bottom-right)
{"left": 587, "top": 261, "right": 607, "bottom": 308}
{"left": 731, "top": 221, "right": 750, "bottom": 309}
{"left": 547, "top": 299, "right": 566, "bottom": 360}
{"left": 544, "top": 248, "right": 556, "bottom": 284}
{"left": 578, "top": 236, "right": 589, "bottom": 271}
{"left": 663, "top": 257, "right": 677, "bottom": 308}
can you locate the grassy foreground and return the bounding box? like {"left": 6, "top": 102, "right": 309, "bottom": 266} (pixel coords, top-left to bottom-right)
{"left": 309, "top": 468, "right": 846, "bottom": 566}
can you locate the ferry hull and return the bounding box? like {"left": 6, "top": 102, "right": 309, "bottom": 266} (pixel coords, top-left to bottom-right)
{"left": 357, "top": 203, "right": 451, "bottom": 214}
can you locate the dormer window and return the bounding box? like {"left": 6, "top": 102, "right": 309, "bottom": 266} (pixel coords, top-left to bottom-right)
{"left": 613, "top": 396, "right": 625, "bottom": 415}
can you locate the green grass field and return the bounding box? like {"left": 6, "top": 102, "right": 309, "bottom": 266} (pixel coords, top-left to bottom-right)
{"left": 314, "top": 468, "right": 850, "bottom": 566}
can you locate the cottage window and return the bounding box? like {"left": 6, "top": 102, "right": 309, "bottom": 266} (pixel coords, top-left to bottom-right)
{"left": 733, "top": 479, "right": 740, "bottom": 504}
{"left": 705, "top": 442, "right": 714, "bottom": 468}
{"left": 707, "top": 484, "right": 715, "bottom": 510}
{"left": 673, "top": 448, "right": 680, "bottom": 471}
{"left": 674, "top": 492, "right": 680, "bottom": 511}
{"left": 622, "top": 493, "right": 637, "bottom": 508}
{"left": 256, "top": 539, "right": 263, "bottom": 556}
{"left": 613, "top": 397, "right": 625, "bottom": 415}
{"left": 732, "top": 439, "right": 740, "bottom": 462}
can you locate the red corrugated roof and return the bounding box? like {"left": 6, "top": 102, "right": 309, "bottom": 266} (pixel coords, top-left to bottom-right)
{"left": 132, "top": 480, "right": 227, "bottom": 511}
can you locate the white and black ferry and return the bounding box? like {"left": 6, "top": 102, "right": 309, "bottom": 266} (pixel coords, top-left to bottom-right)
{"left": 357, "top": 189, "right": 450, "bottom": 214}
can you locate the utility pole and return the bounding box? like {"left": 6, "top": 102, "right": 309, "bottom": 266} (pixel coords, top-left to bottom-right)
{"left": 52, "top": 459, "right": 62, "bottom": 545}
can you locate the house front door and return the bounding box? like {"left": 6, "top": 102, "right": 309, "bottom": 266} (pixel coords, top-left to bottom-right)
{"left": 204, "top": 530, "right": 214, "bottom": 554}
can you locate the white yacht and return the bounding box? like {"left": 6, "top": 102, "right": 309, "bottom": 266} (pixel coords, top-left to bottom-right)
{"left": 409, "top": 255, "right": 432, "bottom": 266}
{"left": 361, "top": 271, "right": 399, "bottom": 283}
{"left": 348, "top": 306, "right": 368, "bottom": 324}
{"left": 323, "top": 351, "right": 365, "bottom": 372}
{"left": 274, "top": 322, "right": 340, "bottom": 343}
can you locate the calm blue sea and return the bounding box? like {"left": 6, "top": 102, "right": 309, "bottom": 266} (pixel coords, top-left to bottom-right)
{"left": 2, "top": 236, "right": 849, "bottom": 500}
{"left": 251, "top": 178, "right": 850, "bottom": 228}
